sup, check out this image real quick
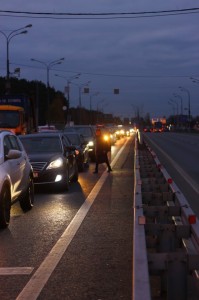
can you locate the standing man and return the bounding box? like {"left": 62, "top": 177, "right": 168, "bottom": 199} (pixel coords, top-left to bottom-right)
{"left": 93, "top": 127, "right": 112, "bottom": 174}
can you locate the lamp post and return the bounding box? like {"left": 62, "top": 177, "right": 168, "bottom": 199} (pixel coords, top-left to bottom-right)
{"left": 55, "top": 73, "right": 81, "bottom": 108}
{"left": 169, "top": 98, "right": 179, "bottom": 126}
{"left": 96, "top": 99, "right": 105, "bottom": 123}
{"left": 31, "top": 58, "right": 64, "bottom": 124}
{"left": 168, "top": 101, "right": 175, "bottom": 115}
{"left": 169, "top": 98, "right": 179, "bottom": 115}
{"left": 90, "top": 92, "right": 99, "bottom": 125}
{"left": 68, "top": 80, "right": 90, "bottom": 108}
{"left": 179, "top": 86, "right": 191, "bottom": 124}
{"left": 173, "top": 93, "right": 183, "bottom": 115}
{"left": 0, "top": 24, "right": 32, "bottom": 93}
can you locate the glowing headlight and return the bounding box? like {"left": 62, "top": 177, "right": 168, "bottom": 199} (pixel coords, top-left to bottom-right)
{"left": 88, "top": 141, "right": 94, "bottom": 147}
{"left": 103, "top": 134, "right": 109, "bottom": 142}
{"left": 47, "top": 158, "right": 63, "bottom": 169}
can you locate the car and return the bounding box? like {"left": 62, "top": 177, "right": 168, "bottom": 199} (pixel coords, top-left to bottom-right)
{"left": 38, "top": 125, "right": 58, "bottom": 132}
{"left": 19, "top": 132, "right": 78, "bottom": 191}
{"left": 64, "top": 125, "right": 96, "bottom": 161}
{"left": 63, "top": 131, "right": 90, "bottom": 172}
{"left": 143, "top": 126, "right": 151, "bottom": 132}
{"left": 0, "top": 130, "right": 34, "bottom": 229}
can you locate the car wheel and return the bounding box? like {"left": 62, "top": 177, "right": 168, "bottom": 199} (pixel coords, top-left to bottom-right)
{"left": 0, "top": 186, "right": 11, "bottom": 229}
{"left": 19, "top": 176, "right": 34, "bottom": 211}
{"left": 71, "top": 162, "right": 78, "bottom": 182}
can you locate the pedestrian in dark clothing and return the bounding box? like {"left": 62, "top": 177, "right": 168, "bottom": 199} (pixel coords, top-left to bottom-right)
{"left": 93, "top": 128, "right": 112, "bottom": 174}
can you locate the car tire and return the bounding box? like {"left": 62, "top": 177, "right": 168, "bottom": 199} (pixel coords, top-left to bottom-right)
{"left": 19, "top": 176, "right": 34, "bottom": 212}
{"left": 0, "top": 185, "right": 11, "bottom": 229}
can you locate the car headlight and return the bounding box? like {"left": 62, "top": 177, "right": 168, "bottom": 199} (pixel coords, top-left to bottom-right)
{"left": 103, "top": 134, "right": 109, "bottom": 142}
{"left": 47, "top": 158, "right": 63, "bottom": 169}
{"left": 88, "top": 141, "right": 94, "bottom": 147}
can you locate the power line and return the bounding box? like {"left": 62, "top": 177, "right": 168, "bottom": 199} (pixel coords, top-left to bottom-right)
{"left": 10, "top": 62, "right": 199, "bottom": 79}
{"left": 0, "top": 7, "right": 199, "bottom": 20}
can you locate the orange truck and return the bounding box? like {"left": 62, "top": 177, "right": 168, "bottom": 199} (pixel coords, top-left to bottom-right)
{"left": 0, "top": 95, "right": 37, "bottom": 135}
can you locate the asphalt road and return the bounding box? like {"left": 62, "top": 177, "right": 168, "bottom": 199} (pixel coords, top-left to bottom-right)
{"left": 0, "top": 134, "right": 135, "bottom": 300}
{"left": 143, "top": 132, "right": 199, "bottom": 218}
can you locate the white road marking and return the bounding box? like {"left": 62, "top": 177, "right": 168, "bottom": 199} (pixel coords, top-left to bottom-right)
{"left": 16, "top": 138, "right": 130, "bottom": 300}
{"left": 146, "top": 137, "right": 199, "bottom": 194}
{"left": 0, "top": 267, "right": 34, "bottom": 275}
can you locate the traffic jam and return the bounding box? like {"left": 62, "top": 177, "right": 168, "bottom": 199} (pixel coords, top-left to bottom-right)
{"left": 0, "top": 124, "right": 135, "bottom": 229}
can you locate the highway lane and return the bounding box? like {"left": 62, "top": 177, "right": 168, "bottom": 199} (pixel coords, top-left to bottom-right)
{"left": 0, "top": 134, "right": 135, "bottom": 300}
{"left": 143, "top": 132, "right": 199, "bottom": 217}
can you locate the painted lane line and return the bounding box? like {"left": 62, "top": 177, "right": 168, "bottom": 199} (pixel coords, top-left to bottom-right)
{"left": 16, "top": 137, "right": 130, "bottom": 300}
{"left": 0, "top": 267, "right": 34, "bottom": 275}
{"left": 146, "top": 136, "right": 199, "bottom": 195}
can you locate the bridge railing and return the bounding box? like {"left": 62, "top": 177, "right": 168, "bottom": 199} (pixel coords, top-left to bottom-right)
{"left": 133, "top": 133, "right": 199, "bottom": 300}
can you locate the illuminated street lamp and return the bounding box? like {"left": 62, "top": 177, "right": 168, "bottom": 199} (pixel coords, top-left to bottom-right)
{"left": 179, "top": 86, "right": 191, "bottom": 123}
{"left": 31, "top": 58, "right": 64, "bottom": 124}
{"left": 0, "top": 24, "right": 32, "bottom": 92}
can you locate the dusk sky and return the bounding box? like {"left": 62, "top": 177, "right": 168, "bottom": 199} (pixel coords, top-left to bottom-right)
{"left": 0, "top": 1, "right": 199, "bottom": 120}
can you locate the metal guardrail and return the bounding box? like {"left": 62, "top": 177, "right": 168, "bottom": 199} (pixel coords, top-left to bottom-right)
{"left": 133, "top": 134, "right": 199, "bottom": 300}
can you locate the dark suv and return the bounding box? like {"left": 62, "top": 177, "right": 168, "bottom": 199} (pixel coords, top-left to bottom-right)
{"left": 64, "top": 125, "right": 96, "bottom": 161}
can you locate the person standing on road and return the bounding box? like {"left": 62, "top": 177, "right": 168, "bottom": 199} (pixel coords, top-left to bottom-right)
{"left": 93, "top": 128, "right": 112, "bottom": 174}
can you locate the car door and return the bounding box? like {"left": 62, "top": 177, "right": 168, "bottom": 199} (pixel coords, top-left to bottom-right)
{"left": 4, "top": 135, "right": 26, "bottom": 198}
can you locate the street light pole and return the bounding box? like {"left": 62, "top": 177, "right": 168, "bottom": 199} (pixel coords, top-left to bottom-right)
{"left": 179, "top": 86, "right": 191, "bottom": 124}
{"left": 0, "top": 24, "right": 32, "bottom": 93}
{"left": 31, "top": 57, "right": 64, "bottom": 124}
{"left": 168, "top": 101, "right": 175, "bottom": 115}
{"left": 169, "top": 98, "right": 179, "bottom": 126}
{"left": 96, "top": 99, "right": 106, "bottom": 123}
{"left": 90, "top": 92, "right": 99, "bottom": 125}
{"left": 173, "top": 93, "right": 183, "bottom": 115}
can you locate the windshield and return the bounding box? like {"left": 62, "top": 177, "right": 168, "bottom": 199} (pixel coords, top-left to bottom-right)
{"left": 74, "top": 127, "right": 93, "bottom": 138}
{"left": 66, "top": 134, "right": 80, "bottom": 145}
{"left": 0, "top": 111, "right": 20, "bottom": 128}
{"left": 20, "top": 137, "right": 62, "bottom": 154}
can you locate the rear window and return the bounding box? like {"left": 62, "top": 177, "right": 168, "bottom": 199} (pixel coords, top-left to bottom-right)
{"left": 74, "top": 127, "right": 93, "bottom": 137}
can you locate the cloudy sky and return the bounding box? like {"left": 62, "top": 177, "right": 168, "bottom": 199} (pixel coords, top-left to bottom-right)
{"left": 0, "top": 1, "right": 199, "bottom": 120}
